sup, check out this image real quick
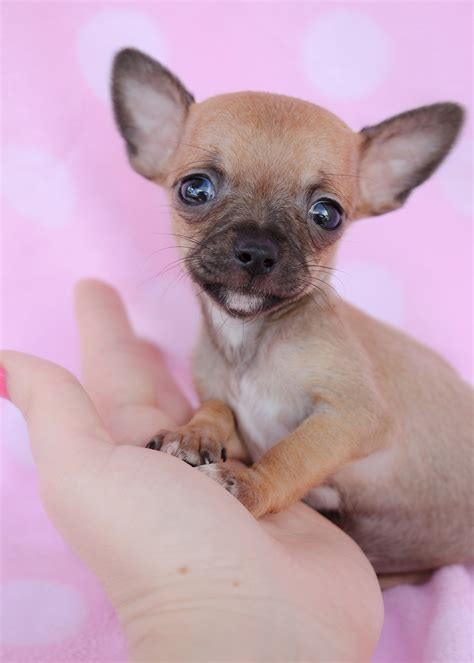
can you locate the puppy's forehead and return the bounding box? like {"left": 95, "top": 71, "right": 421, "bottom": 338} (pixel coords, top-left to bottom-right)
{"left": 176, "top": 92, "right": 358, "bottom": 186}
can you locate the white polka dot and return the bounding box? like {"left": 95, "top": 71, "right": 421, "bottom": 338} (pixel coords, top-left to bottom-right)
{"left": 423, "top": 607, "right": 472, "bottom": 662}
{"left": 336, "top": 262, "right": 405, "bottom": 326}
{"left": 303, "top": 10, "right": 392, "bottom": 100}
{"left": 76, "top": 8, "right": 166, "bottom": 101}
{"left": 1, "top": 401, "right": 34, "bottom": 466}
{"left": 0, "top": 580, "right": 85, "bottom": 645}
{"left": 2, "top": 145, "right": 76, "bottom": 226}
{"left": 437, "top": 139, "right": 473, "bottom": 217}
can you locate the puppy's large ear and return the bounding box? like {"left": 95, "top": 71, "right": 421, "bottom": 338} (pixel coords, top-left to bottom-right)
{"left": 111, "top": 48, "right": 194, "bottom": 180}
{"left": 355, "top": 103, "right": 464, "bottom": 218}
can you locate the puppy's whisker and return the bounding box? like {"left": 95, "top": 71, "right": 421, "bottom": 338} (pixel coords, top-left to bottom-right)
{"left": 155, "top": 258, "right": 194, "bottom": 279}
{"left": 158, "top": 270, "right": 189, "bottom": 299}
{"left": 143, "top": 245, "right": 194, "bottom": 262}
{"left": 137, "top": 254, "right": 198, "bottom": 288}
{"left": 168, "top": 232, "right": 213, "bottom": 250}
{"left": 285, "top": 271, "right": 341, "bottom": 307}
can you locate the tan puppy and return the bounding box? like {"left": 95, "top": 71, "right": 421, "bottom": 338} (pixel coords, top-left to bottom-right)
{"left": 111, "top": 49, "right": 473, "bottom": 580}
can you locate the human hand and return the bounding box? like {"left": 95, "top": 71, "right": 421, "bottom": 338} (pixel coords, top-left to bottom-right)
{"left": 1, "top": 280, "right": 383, "bottom": 661}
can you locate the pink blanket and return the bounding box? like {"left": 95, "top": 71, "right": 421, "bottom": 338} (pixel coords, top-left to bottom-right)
{"left": 2, "top": 2, "right": 472, "bottom": 661}
{"left": 2, "top": 395, "right": 474, "bottom": 661}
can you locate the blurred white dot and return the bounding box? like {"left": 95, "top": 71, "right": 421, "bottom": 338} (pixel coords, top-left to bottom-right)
{"left": 337, "top": 262, "right": 405, "bottom": 326}
{"left": 1, "top": 400, "right": 34, "bottom": 466}
{"left": 303, "top": 10, "right": 392, "bottom": 100}
{"left": 2, "top": 145, "right": 76, "bottom": 226}
{"left": 76, "top": 8, "right": 166, "bottom": 101}
{"left": 0, "top": 580, "right": 85, "bottom": 645}
{"left": 423, "top": 607, "right": 471, "bottom": 662}
{"left": 437, "top": 139, "right": 473, "bottom": 217}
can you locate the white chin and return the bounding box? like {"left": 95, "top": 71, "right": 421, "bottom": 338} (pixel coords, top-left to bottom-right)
{"left": 224, "top": 291, "right": 264, "bottom": 315}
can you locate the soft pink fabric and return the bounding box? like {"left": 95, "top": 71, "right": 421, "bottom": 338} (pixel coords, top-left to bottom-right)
{"left": 1, "top": 3, "right": 472, "bottom": 661}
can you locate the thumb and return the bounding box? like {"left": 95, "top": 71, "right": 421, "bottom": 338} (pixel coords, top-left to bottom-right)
{"left": 1, "top": 350, "right": 112, "bottom": 480}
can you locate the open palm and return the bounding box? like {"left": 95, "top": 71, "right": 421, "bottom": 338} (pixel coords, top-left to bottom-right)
{"left": 2, "top": 280, "right": 382, "bottom": 661}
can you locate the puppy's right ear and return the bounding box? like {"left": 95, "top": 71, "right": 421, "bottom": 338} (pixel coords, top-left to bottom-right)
{"left": 111, "top": 48, "right": 194, "bottom": 180}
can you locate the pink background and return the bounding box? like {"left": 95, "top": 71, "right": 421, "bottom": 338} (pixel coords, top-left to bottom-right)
{"left": 1, "top": 2, "right": 472, "bottom": 661}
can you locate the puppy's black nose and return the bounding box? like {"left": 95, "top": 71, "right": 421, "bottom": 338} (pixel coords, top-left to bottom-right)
{"left": 233, "top": 237, "right": 279, "bottom": 276}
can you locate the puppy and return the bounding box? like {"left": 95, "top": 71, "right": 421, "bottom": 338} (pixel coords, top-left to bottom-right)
{"left": 111, "top": 48, "right": 473, "bottom": 580}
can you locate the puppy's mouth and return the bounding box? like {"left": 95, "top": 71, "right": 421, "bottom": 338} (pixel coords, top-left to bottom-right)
{"left": 203, "top": 283, "right": 284, "bottom": 318}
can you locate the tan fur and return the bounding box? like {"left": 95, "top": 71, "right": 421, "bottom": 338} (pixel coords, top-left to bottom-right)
{"left": 378, "top": 571, "right": 434, "bottom": 590}
{"left": 112, "top": 49, "right": 473, "bottom": 582}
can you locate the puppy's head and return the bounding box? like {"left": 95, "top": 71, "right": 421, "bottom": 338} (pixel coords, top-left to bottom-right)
{"left": 112, "top": 48, "right": 464, "bottom": 318}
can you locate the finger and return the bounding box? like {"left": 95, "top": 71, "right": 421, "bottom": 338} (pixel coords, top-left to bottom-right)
{"left": 0, "top": 351, "right": 112, "bottom": 477}
{"left": 133, "top": 338, "right": 194, "bottom": 426}
{"left": 75, "top": 279, "right": 192, "bottom": 440}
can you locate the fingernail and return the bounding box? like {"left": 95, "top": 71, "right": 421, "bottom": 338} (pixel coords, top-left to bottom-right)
{"left": 0, "top": 366, "right": 10, "bottom": 400}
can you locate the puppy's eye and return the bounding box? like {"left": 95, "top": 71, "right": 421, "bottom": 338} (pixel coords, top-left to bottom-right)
{"left": 179, "top": 176, "right": 215, "bottom": 205}
{"left": 309, "top": 200, "right": 343, "bottom": 230}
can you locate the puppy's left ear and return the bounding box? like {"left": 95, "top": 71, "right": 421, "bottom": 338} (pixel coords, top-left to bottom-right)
{"left": 355, "top": 103, "right": 464, "bottom": 218}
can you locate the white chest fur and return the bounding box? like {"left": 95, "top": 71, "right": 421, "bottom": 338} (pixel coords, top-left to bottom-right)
{"left": 202, "top": 300, "right": 309, "bottom": 458}
{"left": 198, "top": 299, "right": 342, "bottom": 511}
{"left": 228, "top": 373, "right": 293, "bottom": 457}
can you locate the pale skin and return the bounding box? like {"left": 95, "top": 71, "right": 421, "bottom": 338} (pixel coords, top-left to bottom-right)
{"left": 1, "top": 279, "right": 383, "bottom": 662}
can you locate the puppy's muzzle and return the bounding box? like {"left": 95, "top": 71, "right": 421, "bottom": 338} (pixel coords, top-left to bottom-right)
{"left": 233, "top": 235, "right": 280, "bottom": 277}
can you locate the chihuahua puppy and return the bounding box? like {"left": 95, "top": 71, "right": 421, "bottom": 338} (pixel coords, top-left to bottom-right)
{"left": 111, "top": 48, "right": 473, "bottom": 580}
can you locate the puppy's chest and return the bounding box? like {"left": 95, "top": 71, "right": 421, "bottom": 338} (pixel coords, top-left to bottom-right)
{"left": 198, "top": 330, "right": 310, "bottom": 458}
{"left": 195, "top": 313, "right": 311, "bottom": 461}
{"left": 227, "top": 369, "right": 306, "bottom": 458}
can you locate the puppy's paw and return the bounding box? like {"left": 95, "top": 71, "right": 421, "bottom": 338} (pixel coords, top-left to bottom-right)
{"left": 197, "top": 464, "right": 264, "bottom": 515}
{"left": 197, "top": 463, "right": 239, "bottom": 495}
{"left": 146, "top": 427, "right": 227, "bottom": 467}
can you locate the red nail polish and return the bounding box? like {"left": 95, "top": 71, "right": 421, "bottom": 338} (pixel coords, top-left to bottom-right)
{"left": 0, "top": 366, "right": 10, "bottom": 400}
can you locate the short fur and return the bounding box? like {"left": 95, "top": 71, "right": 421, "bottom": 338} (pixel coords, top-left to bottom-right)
{"left": 112, "top": 49, "right": 473, "bottom": 581}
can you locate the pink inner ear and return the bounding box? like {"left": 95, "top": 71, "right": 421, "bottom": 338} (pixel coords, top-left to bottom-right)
{"left": 357, "top": 104, "right": 464, "bottom": 217}
{"left": 112, "top": 49, "right": 193, "bottom": 179}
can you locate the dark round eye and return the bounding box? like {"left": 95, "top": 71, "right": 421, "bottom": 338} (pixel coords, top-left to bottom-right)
{"left": 179, "top": 176, "right": 215, "bottom": 205}
{"left": 309, "top": 200, "right": 343, "bottom": 230}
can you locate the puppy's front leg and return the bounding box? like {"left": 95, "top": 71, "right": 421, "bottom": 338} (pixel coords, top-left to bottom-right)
{"left": 200, "top": 405, "right": 387, "bottom": 518}
{"left": 147, "top": 400, "right": 249, "bottom": 466}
